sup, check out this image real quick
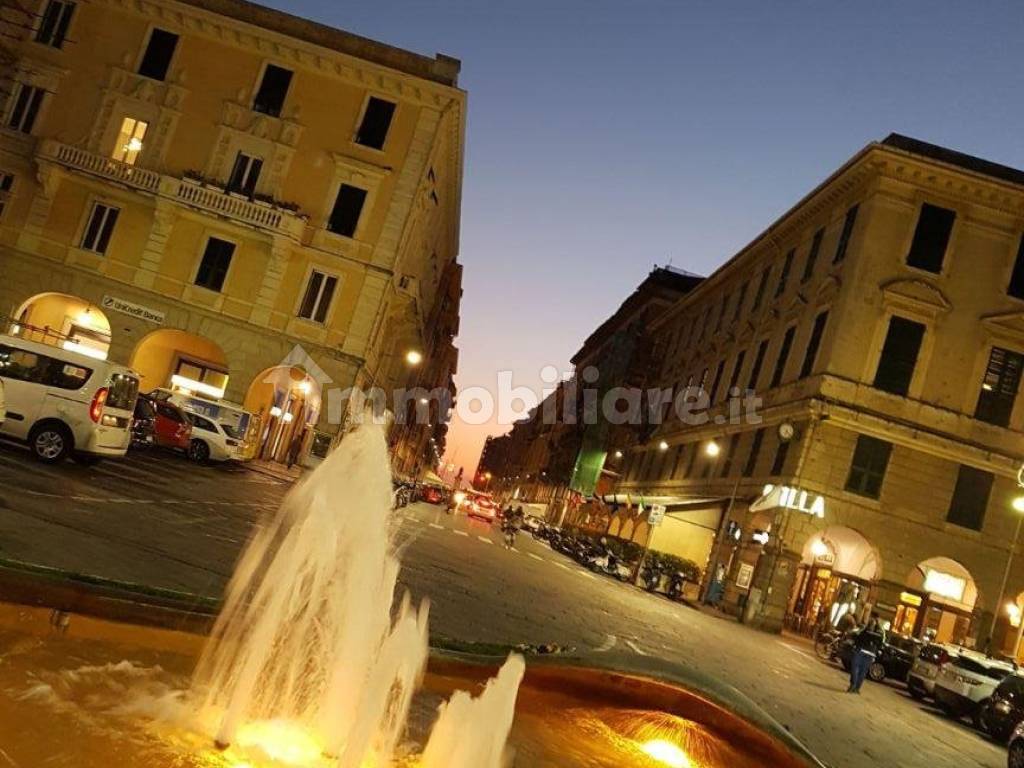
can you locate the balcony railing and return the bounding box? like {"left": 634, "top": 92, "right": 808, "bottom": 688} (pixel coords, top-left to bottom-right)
{"left": 38, "top": 140, "right": 305, "bottom": 238}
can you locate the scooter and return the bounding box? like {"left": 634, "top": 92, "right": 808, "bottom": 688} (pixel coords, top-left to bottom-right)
{"left": 666, "top": 571, "right": 687, "bottom": 600}
{"left": 641, "top": 564, "right": 664, "bottom": 592}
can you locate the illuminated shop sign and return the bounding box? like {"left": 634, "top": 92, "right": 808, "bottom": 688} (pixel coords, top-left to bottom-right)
{"left": 923, "top": 569, "right": 966, "bottom": 603}
{"left": 750, "top": 484, "right": 825, "bottom": 518}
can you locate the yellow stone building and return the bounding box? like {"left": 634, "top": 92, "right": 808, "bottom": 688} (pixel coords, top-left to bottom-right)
{"left": 0, "top": 0, "right": 465, "bottom": 464}
{"left": 618, "top": 135, "right": 1024, "bottom": 651}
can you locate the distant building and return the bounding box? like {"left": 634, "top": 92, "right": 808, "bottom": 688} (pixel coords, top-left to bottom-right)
{"left": 0, "top": 0, "right": 465, "bottom": 465}
{"left": 619, "top": 134, "right": 1024, "bottom": 649}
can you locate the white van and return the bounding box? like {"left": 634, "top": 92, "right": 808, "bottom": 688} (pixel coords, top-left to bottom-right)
{"left": 0, "top": 334, "right": 140, "bottom": 464}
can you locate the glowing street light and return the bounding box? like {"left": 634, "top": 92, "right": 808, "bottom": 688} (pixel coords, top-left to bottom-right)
{"left": 658, "top": 440, "right": 669, "bottom": 451}
{"left": 614, "top": 450, "right": 623, "bottom": 459}
{"left": 405, "top": 350, "right": 423, "bottom": 365}
{"left": 704, "top": 440, "right": 720, "bottom": 458}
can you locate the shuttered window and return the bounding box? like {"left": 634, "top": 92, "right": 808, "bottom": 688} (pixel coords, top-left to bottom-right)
{"left": 873, "top": 316, "right": 925, "bottom": 396}
{"left": 975, "top": 346, "right": 1024, "bottom": 427}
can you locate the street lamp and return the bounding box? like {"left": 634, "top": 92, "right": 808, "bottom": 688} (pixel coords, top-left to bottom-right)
{"left": 704, "top": 440, "right": 720, "bottom": 458}
{"left": 987, "top": 493, "right": 1024, "bottom": 653}
{"left": 405, "top": 350, "right": 423, "bottom": 366}
{"left": 658, "top": 440, "right": 669, "bottom": 451}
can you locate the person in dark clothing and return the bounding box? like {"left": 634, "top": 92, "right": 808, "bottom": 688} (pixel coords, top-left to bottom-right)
{"left": 848, "top": 612, "right": 886, "bottom": 693}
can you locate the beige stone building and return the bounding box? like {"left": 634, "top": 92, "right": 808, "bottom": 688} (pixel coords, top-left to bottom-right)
{"left": 618, "top": 134, "right": 1024, "bottom": 651}
{"left": 0, "top": 0, "right": 465, "bottom": 465}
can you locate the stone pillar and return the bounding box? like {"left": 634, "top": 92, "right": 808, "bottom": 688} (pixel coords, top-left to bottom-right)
{"left": 135, "top": 198, "right": 176, "bottom": 289}
{"left": 17, "top": 164, "right": 61, "bottom": 253}
{"left": 744, "top": 547, "right": 801, "bottom": 633}
{"left": 251, "top": 235, "right": 291, "bottom": 326}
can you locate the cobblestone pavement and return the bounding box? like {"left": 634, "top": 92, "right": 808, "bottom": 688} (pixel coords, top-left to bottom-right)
{"left": 0, "top": 443, "right": 1005, "bottom": 768}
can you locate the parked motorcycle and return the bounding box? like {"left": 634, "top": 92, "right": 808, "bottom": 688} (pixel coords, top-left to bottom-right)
{"left": 666, "top": 571, "right": 687, "bottom": 600}
{"left": 641, "top": 564, "right": 664, "bottom": 592}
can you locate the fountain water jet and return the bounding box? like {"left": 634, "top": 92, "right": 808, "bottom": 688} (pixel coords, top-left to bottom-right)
{"left": 192, "top": 420, "right": 449, "bottom": 765}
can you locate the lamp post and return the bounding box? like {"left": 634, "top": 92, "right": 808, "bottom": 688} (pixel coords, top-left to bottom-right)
{"left": 988, "top": 493, "right": 1024, "bottom": 654}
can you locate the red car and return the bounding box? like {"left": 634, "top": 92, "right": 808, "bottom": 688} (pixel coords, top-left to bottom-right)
{"left": 422, "top": 485, "right": 445, "bottom": 504}
{"left": 133, "top": 395, "right": 192, "bottom": 451}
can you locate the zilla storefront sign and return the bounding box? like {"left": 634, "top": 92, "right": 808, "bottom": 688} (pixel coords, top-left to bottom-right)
{"left": 749, "top": 483, "right": 826, "bottom": 518}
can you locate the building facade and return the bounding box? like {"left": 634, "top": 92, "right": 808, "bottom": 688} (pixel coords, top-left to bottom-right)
{"left": 0, "top": 0, "right": 465, "bottom": 464}
{"left": 618, "top": 134, "right": 1024, "bottom": 652}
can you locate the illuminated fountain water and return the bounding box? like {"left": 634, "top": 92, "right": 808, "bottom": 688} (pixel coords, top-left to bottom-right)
{"left": 191, "top": 419, "right": 522, "bottom": 767}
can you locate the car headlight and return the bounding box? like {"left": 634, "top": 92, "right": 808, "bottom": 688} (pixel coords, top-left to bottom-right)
{"left": 996, "top": 700, "right": 1013, "bottom": 713}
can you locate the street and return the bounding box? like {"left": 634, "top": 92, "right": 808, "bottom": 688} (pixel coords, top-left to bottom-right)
{"left": 0, "top": 445, "right": 1006, "bottom": 768}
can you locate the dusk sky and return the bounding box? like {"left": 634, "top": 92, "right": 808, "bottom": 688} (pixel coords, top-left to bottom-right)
{"left": 268, "top": 0, "right": 1024, "bottom": 474}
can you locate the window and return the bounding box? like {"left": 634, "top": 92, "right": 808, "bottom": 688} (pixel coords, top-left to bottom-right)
{"left": 138, "top": 28, "right": 178, "bottom": 81}
{"left": 906, "top": 203, "right": 955, "bottom": 273}
{"left": 0, "top": 345, "right": 45, "bottom": 383}
{"left": 720, "top": 434, "right": 740, "bottom": 477}
{"left": 770, "top": 438, "right": 790, "bottom": 476}
{"left": 742, "top": 429, "right": 764, "bottom": 477}
{"left": 80, "top": 202, "right": 119, "bottom": 254}
{"left": 946, "top": 465, "right": 994, "bottom": 531}
{"left": 770, "top": 326, "right": 796, "bottom": 388}
{"left": 226, "top": 152, "right": 263, "bottom": 197}
{"left": 252, "top": 64, "right": 293, "bottom": 117}
{"left": 732, "top": 282, "right": 748, "bottom": 323}
{"left": 833, "top": 204, "right": 859, "bottom": 263}
{"left": 0, "top": 172, "right": 13, "bottom": 218}
{"left": 35, "top": 0, "right": 74, "bottom": 48}
{"left": 175, "top": 359, "right": 228, "bottom": 393}
{"left": 327, "top": 184, "right": 367, "bottom": 237}
{"left": 844, "top": 435, "right": 892, "bottom": 498}
{"left": 873, "top": 316, "right": 925, "bottom": 396}
{"left": 747, "top": 339, "right": 768, "bottom": 390}
{"left": 726, "top": 350, "right": 746, "bottom": 395}
{"left": 751, "top": 267, "right": 770, "bottom": 311}
{"left": 775, "top": 249, "right": 794, "bottom": 297}
{"left": 708, "top": 359, "right": 725, "bottom": 404}
{"left": 801, "top": 228, "right": 824, "bottom": 283}
{"left": 355, "top": 96, "right": 396, "bottom": 150}
{"left": 7, "top": 83, "right": 45, "bottom": 134}
{"left": 975, "top": 346, "right": 1024, "bottom": 427}
{"left": 799, "top": 311, "right": 829, "bottom": 379}
{"left": 297, "top": 270, "right": 339, "bottom": 323}
{"left": 1008, "top": 235, "right": 1024, "bottom": 300}
{"left": 194, "top": 237, "right": 235, "bottom": 292}
{"left": 112, "top": 117, "right": 148, "bottom": 165}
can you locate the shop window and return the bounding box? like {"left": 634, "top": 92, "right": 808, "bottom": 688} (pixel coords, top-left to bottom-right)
{"left": 801, "top": 228, "right": 824, "bottom": 283}
{"left": 35, "top": 0, "right": 74, "bottom": 48}
{"left": 355, "top": 96, "right": 396, "bottom": 150}
{"left": 708, "top": 359, "right": 725, "bottom": 405}
{"left": 0, "top": 172, "right": 13, "bottom": 219}
{"left": 194, "top": 237, "right": 235, "bottom": 292}
{"left": 946, "top": 465, "right": 993, "bottom": 531}
{"left": 770, "top": 326, "right": 796, "bottom": 388}
{"left": 833, "top": 204, "right": 859, "bottom": 264}
{"left": 80, "top": 202, "right": 119, "bottom": 254}
{"left": 873, "top": 316, "right": 925, "bottom": 396}
{"left": 719, "top": 434, "right": 740, "bottom": 477}
{"left": 327, "top": 184, "right": 367, "bottom": 238}
{"left": 747, "top": 339, "right": 768, "bottom": 390}
{"left": 174, "top": 359, "right": 228, "bottom": 395}
{"left": 1008, "top": 234, "right": 1024, "bottom": 300}
{"left": 751, "top": 267, "right": 770, "bottom": 311}
{"left": 742, "top": 429, "right": 764, "bottom": 477}
{"left": 906, "top": 203, "right": 955, "bottom": 274}
{"left": 7, "top": 83, "right": 45, "bottom": 134}
{"left": 297, "top": 269, "right": 339, "bottom": 324}
{"left": 732, "top": 282, "right": 747, "bottom": 323}
{"left": 975, "top": 346, "right": 1024, "bottom": 427}
{"left": 726, "top": 350, "right": 746, "bottom": 395}
{"left": 138, "top": 28, "right": 178, "bottom": 81}
{"left": 112, "top": 117, "right": 148, "bottom": 165}
{"left": 226, "top": 152, "right": 263, "bottom": 196}
{"left": 770, "top": 438, "right": 790, "bottom": 476}
{"left": 775, "top": 249, "right": 794, "bottom": 298}
{"left": 799, "top": 311, "right": 829, "bottom": 379}
{"left": 844, "top": 435, "right": 892, "bottom": 499}
{"left": 252, "top": 64, "right": 293, "bottom": 117}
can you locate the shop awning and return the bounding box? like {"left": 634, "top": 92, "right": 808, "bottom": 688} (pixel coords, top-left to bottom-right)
{"left": 599, "top": 494, "right": 732, "bottom": 511}
{"left": 420, "top": 471, "right": 448, "bottom": 487}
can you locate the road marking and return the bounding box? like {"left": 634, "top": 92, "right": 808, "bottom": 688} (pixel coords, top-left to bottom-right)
{"left": 595, "top": 634, "right": 618, "bottom": 652}
{"left": 428, "top": 523, "right": 445, "bottom": 530}
{"left": 624, "top": 639, "right": 649, "bottom": 656}
{"left": 554, "top": 562, "right": 571, "bottom": 571}
{"left": 778, "top": 642, "right": 817, "bottom": 662}
{"left": 453, "top": 529, "right": 469, "bottom": 537}
{"left": 578, "top": 570, "right": 597, "bottom": 580}
{"left": 477, "top": 536, "right": 493, "bottom": 545}
{"left": 527, "top": 552, "right": 543, "bottom": 561}
{"left": 509, "top": 547, "right": 520, "bottom": 553}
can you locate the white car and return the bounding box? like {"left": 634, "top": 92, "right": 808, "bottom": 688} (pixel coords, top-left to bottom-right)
{"left": 185, "top": 411, "right": 245, "bottom": 463}
{"left": 907, "top": 642, "right": 960, "bottom": 699}
{"left": 933, "top": 650, "right": 1016, "bottom": 722}
{"left": 0, "top": 334, "right": 139, "bottom": 464}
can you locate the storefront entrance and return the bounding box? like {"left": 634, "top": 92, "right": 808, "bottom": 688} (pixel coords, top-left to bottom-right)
{"left": 904, "top": 557, "right": 978, "bottom": 644}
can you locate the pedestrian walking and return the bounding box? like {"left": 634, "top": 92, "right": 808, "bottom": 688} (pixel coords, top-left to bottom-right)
{"left": 847, "top": 612, "right": 886, "bottom": 694}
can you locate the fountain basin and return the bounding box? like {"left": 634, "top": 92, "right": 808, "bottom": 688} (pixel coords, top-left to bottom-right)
{"left": 0, "top": 564, "right": 823, "bottom": 768}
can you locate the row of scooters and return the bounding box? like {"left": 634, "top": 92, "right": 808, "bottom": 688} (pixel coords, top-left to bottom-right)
{"left": 528, "top": 523, "right": 689, "bottom": 599}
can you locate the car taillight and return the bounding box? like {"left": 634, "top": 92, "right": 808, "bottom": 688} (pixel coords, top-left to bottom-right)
{"left": 90, "top": 388, "right": 109, "bottom": 423}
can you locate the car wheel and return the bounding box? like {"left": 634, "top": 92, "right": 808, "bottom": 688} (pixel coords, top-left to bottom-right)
{"left": 188, "top": 439, "right": 210, "bottom": 463}
{"left": 972, "top": 700, "right": 991, "bottom": 731}
{"left": 868, "top": 662, "right": 886, "bottom": 682}
{"left": 29, "top": 423, "right": 72, "bottom": 464}
{"left": 71, "top": 453, "right": 102, "bottom": 467}
{"left": 1009, "top": 737, "right": 1024, "bottom": 767}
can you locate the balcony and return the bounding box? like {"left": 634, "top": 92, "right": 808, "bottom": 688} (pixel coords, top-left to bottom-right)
{"left": 38, "top": 140, "right": 306, "bottom": 239}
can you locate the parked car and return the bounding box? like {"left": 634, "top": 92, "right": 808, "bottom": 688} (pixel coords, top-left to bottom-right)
{"left": 908, "top": 642, "right": 959, "bottom": 700}
{"left": 838, "top": 634, "right": 921, "bottom": 684}
{"left": 0, "top": 334, "right": 139, "bottom": 464}
{"left": 133, "top": 394, "right": 192, "bottom": 451}
{"left": 978, "top": 674, "right": 1024, "bottom": 741}
{"left": 186, "top": 412, "right": 245, "bottom": 463}
{"left": 422, "top": 485, "right": 446, "bottom": 505}
{"left": 1008, "top": 720, "right": 1024, "bottom": 767}
{"left": 933, "top": 651, "right": 1016, "bottom": 724}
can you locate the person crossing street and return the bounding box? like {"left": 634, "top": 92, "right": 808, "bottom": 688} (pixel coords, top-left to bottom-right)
{"left": 847, "top": 612, "right": 886, "bottom": 694}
